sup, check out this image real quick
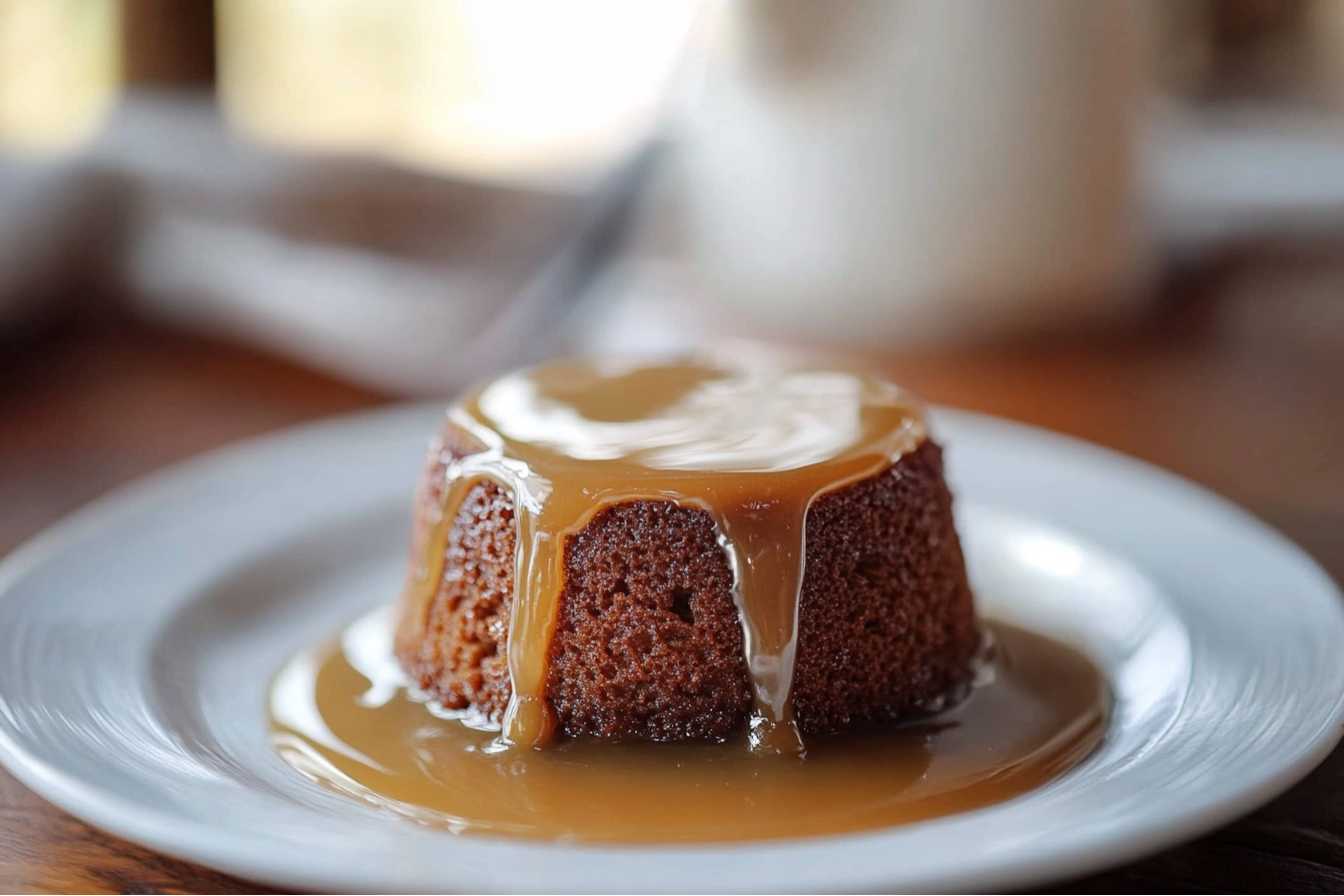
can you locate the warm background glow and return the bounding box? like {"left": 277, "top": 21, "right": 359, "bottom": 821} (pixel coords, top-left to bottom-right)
{"left": 0, "top": 0, "right": 119, "bottom": 152}
{"left": 215, "top": 0, "right": 699, "bottom": 183}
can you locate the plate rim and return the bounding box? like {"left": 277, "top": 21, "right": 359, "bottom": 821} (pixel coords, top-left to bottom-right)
{"left": 1, "top": 403, "right": 1341, "bottom": 893}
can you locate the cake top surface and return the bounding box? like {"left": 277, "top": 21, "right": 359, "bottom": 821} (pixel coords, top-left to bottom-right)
{"left": 450, "top": 357, "right": 926, "bottom": 477}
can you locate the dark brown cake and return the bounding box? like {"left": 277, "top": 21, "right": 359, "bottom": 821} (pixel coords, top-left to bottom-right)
{"left": 395, "top": 418, "right": 978, "bottom": 742}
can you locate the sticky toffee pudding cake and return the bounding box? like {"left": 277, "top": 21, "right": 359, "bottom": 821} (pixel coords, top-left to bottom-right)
{"left": 392, "top": 358, "right": 979, "bottom": 753}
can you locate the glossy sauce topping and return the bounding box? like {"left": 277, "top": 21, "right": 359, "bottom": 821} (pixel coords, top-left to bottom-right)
{"left": 271, "top": 610, "right": 1108, "bottom": 842}
{"left": 398, "top": 359, "right": 926, "bottom": 753}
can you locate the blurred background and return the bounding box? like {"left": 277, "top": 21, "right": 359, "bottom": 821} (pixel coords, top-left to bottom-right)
{"left": 1, "top": 2, "right": 1343, "bottom": 888}
{"left": 1, "top": 0, "right": 1341, "bottom": 563}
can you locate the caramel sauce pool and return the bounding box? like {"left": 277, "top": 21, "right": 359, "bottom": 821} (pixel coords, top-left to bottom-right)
{"left": 271, "top": 610, "right": 1107, "bottom": 844}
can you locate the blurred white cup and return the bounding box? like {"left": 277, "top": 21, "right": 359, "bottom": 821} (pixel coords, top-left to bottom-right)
{"left": 670, "top": 0, "right": 1153, "bottom": 345}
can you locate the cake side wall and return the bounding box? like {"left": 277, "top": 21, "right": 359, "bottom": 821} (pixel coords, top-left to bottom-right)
{"left": 792, "top": 441, "right": 980, "bottom": 734}
{"left": 549, "top": 500, "right": 753, "bottom": 740}
{"left": 394, "top": 424, "right": 515, "bottom": 725}
{"left": 395, "top": 421, "right": 978, "bottom": 741}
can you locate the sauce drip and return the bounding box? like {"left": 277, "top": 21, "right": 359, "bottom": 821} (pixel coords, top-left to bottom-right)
{"left": 399, "top": 359, "right": 925, "bottom": 753}
{"left": 271, "top": 610, "right": 1108, "bottom": 843}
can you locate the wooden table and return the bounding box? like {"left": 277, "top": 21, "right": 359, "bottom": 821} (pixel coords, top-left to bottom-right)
{"left": 2, "top": 248, "right": 1342, "bottom": 892}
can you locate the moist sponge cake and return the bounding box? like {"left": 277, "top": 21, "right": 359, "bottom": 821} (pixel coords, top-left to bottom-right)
{"left": 393, "top": 359, "right": 979, "bottom": 748}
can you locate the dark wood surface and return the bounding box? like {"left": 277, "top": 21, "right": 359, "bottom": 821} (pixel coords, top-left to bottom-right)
{"left": 1, "top": 249, "right": 1342, "bottom": 892}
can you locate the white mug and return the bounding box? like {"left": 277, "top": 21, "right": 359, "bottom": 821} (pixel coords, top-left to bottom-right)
{"left": 669, "top": 0, "right": 1153, "bottom": 345}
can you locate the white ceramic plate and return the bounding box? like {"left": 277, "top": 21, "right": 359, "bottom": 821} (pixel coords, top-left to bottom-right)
{"left": 0, "top": 406, "right": 1341, "bottom": 893}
